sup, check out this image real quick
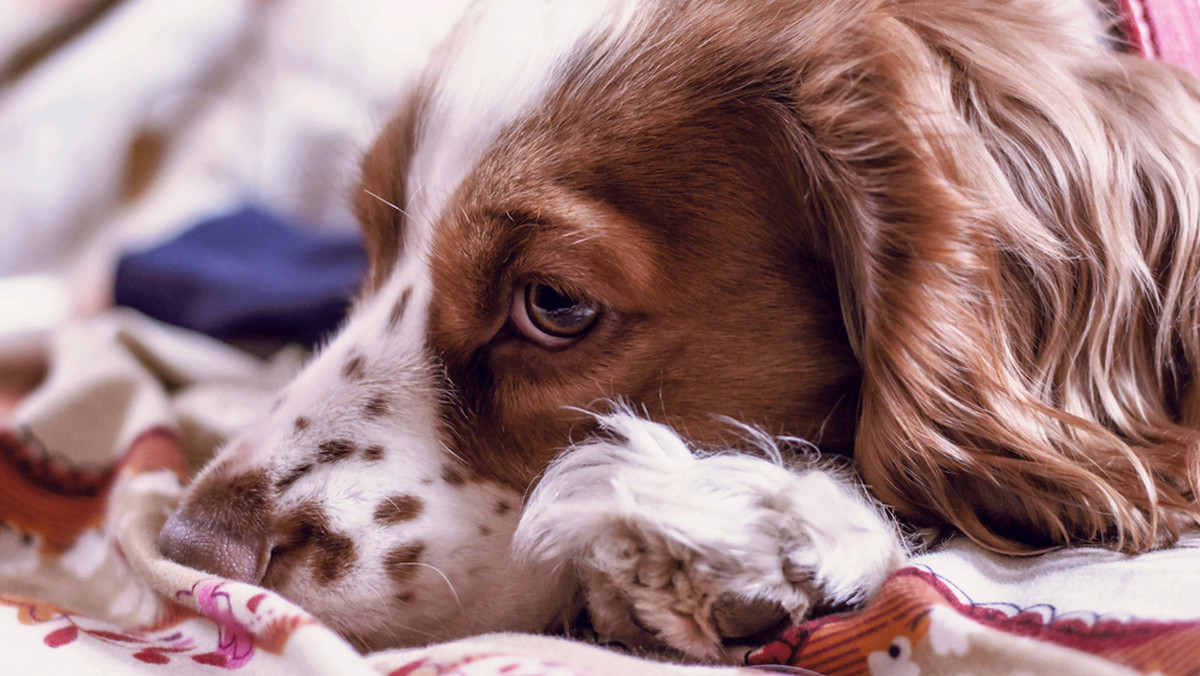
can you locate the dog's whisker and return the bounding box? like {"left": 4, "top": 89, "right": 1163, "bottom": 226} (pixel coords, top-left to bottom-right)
{"left": 396, "top": 561, "right": 463, "bottom": 612}
{"left": 437, "top": 439, "right": 468, "bottom": 466}
{"left": 815, "top": 394, "right": 847, "bottom": 448}
{"left": 363, "top": 188, "right": 410, "bottom": 218}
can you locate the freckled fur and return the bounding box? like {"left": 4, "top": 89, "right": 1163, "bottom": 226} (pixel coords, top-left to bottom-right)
{"left": 317, "top": 439, "right": 357, "bottom": 464}
{"left": 365, "top": 394, "right": 391, "bottom": 417}
{"left": 375, "top": 495, "right": 425, "bottom": 524}
{"left": 440, "top": 464, "right": 466, "bottom": 486}
{"left": 342, "top": 355, "right": 367, "bottom": 381}
{"left": 385, "top": 543, "right": 426, "bottom": 585}
{"left": 274, "top": 463, "right": 313, "bottom": 492}
{"left": 263, "top": 503, "right": 358, "bottom": 588}
{"left": 388, "top": 288, "right": 413, "bottom": 331}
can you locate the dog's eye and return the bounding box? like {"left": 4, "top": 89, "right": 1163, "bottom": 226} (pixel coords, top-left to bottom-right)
{"left": 512, "top": 282, "right": 599, "bottom": 346}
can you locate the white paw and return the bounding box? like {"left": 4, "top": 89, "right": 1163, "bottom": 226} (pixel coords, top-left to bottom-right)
{"left": 515, "top": 413, "right": 905, "bottom": 660}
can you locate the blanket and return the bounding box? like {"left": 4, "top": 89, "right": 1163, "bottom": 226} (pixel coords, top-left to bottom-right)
{"left": 2, "top": 1, "right": 1200, "bottom": 674}
{"left": 4, "top": 309, "right": 1200, "bottom": 674}
{"left": 3, "top": 309, "right": 1200, "bottom": 675}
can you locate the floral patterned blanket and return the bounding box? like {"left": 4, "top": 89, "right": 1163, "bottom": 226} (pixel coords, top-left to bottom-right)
{"left": 3, "top": 297, "right": 1200, "bottom": 676}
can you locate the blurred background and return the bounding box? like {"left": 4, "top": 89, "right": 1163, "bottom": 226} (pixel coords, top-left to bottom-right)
{"left": 0, "top": 0, "right": 469, "bottom": 355}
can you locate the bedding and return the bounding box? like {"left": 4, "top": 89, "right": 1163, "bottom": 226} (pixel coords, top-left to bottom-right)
{"left": 3, "top": 308, "right": 1199, "bottom": 675}
{"left": 1, "top": 1, "right": 1199, "bottom": 674}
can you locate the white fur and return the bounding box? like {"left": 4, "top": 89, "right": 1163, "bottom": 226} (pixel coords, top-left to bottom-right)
{"left": 516, "top": 413, "right": 905, "bottom": 659}
{"left": 403, "top": 0, "right": 639, "bottom": 252}
{"left": 270, "top": 263, "right": 576, "bottom": 643}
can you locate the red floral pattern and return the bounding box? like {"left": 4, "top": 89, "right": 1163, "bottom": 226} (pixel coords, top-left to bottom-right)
{"left": 1, "top": 593, "right": 200, "bottom": 666}
{"left": 748, "top": 568, "right": 1200, "bottom": 675}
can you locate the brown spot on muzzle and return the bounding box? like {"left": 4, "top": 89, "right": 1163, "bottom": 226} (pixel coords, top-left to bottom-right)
{"left": 158, "top": 470, "right": 273, "bottom": 582}
{"left": 263, "top": 503, "right": 358, "bottom": 588}
{"left": 317, "top": 439, "right": 357, "bottom": 464}
{"left": 388, "top": 288, "right": 413, "bottom": 331}
{"left": 274, "top": 463, "right": 313, "bottom": 492}
{"left": 441, "top": 464, "right": 467, "bottom": 486}
{"left": 364, "top": 393, "right": 391, "bottom": 418}
{"left": 342, "top": 355, "right": 367, "bottom": 381}
{"left": 385, "top": 542, "right": 426, "bottom": 585}
{"left": 374, "top": 495, "right": 424, "bottom": 524}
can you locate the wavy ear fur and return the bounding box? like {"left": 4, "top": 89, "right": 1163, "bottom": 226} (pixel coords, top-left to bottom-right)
{"left": 783, "top": 0, "right": 1200, "bottom": 553}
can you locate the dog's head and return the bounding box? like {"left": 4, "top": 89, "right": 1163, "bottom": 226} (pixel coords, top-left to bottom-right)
{"left": 160, "top": 0, "right": 1200, "bottom": 651}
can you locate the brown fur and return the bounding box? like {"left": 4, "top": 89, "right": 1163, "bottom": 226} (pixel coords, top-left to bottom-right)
{"left": 357, "top": 0, "right": 1200, "bottom": 555}
{"left": 263, "top": 502, "right": 358, "bottom": 588}
{"left": 374, "top": 495, "right": 425, "bottom": 525}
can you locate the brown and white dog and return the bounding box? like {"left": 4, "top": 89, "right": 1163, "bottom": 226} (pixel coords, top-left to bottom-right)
{"left": 158, "top": 0, "right": 1200, "bottom": 661}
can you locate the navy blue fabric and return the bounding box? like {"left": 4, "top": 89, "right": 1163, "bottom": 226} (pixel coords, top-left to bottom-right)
{"left": 115, "top": 206, "right": 367, "bottom": 350}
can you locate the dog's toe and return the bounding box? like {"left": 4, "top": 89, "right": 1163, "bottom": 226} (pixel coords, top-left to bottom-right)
{"left": 516, "top": 414, "right": 905, "bottom": 660}
{"left": 711, "top": 594, "right": 789, "bottom": 640}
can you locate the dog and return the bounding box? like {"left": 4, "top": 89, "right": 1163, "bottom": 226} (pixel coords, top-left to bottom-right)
{"left": 158, "top": 0, "right": 1200, "bottom": 661}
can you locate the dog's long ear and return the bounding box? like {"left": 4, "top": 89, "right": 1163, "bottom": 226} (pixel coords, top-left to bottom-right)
{"left": 788, "top": 2, "right": 1200, "bottom": 553}
{"left": 355, "top": 90, "right": 424, "bottom": 293}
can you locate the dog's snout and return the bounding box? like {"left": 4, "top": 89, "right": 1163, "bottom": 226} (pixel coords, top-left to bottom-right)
{"left": 159, "top": 509, "right": 270, "bottom": 582}
{"left": 158, "top": 470, "right": 273, "bottom": 583}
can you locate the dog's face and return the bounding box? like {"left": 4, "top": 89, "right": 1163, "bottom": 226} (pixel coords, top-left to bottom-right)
{"left": 159, "top": 0, "right": 862, "bottom": 650}
{"left": 160, "top": 0, "right": 1200, "bottom": 653}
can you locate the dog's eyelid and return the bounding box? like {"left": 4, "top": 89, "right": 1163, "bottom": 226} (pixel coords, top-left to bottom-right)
{"left": 509, "top": 281, "right": 601, "bottom": 349}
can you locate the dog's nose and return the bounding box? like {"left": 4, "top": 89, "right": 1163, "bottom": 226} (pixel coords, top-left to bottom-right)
{"left": 158, "top": 509, "right": 270, "bottom": 582}
{"left": 158, "top": 471, "right": 273, "bottom": 583}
